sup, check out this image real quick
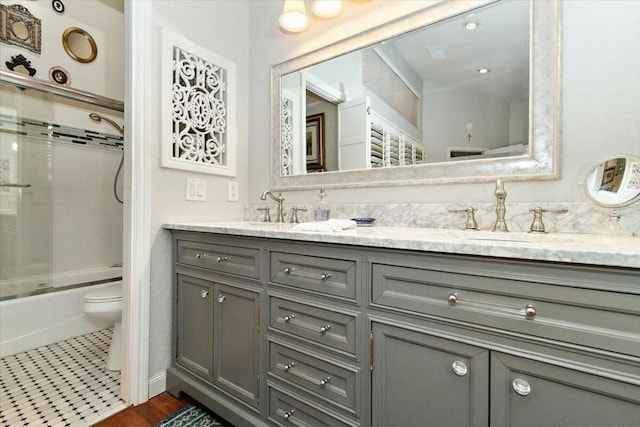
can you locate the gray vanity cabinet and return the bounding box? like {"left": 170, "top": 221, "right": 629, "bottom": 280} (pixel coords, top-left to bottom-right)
{"left": 370, "top": 322, "right": 489, "bottom": 427}
{"left": 168, "top": 230, "right": 640, "bottom": 427}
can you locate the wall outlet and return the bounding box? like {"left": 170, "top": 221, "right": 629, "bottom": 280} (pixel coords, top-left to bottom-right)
{"left": 186, "top": 177, "right": 206, "bottom": 201}
{"left": 227, "top": 181, "right": 239, "bottom": 202}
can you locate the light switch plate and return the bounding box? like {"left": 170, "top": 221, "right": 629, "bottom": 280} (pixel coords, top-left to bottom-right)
{"left": 186, "top": 177, "right": 206, "bottom": 201}
{"left": 227, "top": 181, "right": 239, "bottom": 202}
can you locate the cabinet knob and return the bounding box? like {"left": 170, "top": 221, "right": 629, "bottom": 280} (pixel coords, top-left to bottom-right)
{"left": 217, "top": 294, "right": 226, "bottom": 304}
{"left": 512, "top": 378, "right": 532, "bottom": 396}
{"left": 319, "top": 376, "right": 331, "bottom": 387}
{"left": 283, "top": 314, "right": 296, "bottom": 323}
{"left": 283, "top": 362, "right": 295, "bottom": 372}
{"left": 319, "top": 324, "right": 332, "bottom": 334}
{"left": 200, "top": 289, "right": 209, "bottom": 298}
{"left": 448, "top": 292, "right": 458, "bottom": 305}
{"left": 320, "top": 273, "right": 332, "bottom": 281}
{"left": 525, "top": 304, "right": 536, "bottom": 318}
{"left": 452, "top": 360, "right": 468, "bottom": 377}
{"left": 284, "top": 267, "right": 293, "bottom": 274}
{"left": 283, "top": 409, "right": 295, "bottom": 419}
{"left": 195, "top": 252, "right": 207, "bottom": 259}
{"left": 217, "top": 256, "right": 228, "bottom": 262}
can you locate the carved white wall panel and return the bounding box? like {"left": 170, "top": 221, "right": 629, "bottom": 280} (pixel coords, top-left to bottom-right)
{"left": 162, "top": 29, "right": 236, "bottom": 176}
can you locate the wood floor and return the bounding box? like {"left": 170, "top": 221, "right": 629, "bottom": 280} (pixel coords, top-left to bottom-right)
{"left": 94, "top": 392, "right": 195, "bottom": 427}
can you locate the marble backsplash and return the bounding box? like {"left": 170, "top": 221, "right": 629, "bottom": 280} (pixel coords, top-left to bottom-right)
{"left": 244, "top": 202, "right": 640, "bottom": 236}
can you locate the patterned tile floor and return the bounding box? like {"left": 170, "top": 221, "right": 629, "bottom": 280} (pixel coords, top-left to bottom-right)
{"left": 0, "top": 328, "right": 127, "bottom": 426}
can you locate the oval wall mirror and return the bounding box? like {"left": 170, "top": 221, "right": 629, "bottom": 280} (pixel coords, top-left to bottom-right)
{"left": 585, "top": 155, "right": 640, "bottom": 208}
{"left": 11, "top": 21, "right": 30, "bottom": 40}
{"left": 62, "top": 27, "right": 97, "bottom": 63}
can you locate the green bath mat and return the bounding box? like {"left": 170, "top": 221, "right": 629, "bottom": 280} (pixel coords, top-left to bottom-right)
{"left": 154, "top": 404, "right": 227, "bottom": 427}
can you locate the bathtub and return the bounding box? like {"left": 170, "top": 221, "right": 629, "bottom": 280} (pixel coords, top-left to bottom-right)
{"left": 0, "top": 271, "right": 122, "bottom": 357}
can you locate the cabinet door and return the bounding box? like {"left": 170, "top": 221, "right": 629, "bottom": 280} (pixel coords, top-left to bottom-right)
{"left": 371, "top": 322, "right": 489, "bottom": 427}
{"left": 491, "top": 352, "right": 640, "bottom": 427}
{"left": 213, "top": 283, "right": 261, "bottom": 409}
{"left": 176, "top": 274, "right": 213, "bottom": 382}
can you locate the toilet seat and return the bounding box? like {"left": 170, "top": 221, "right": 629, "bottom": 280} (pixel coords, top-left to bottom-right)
{"left": 84, "top": 283, "right": 122, "bottom": 303}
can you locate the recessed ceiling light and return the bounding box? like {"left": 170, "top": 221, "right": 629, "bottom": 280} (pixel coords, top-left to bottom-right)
{"left": 477, "top": 68, "right": 491, "bottom": 74}
{"left": 464, "top": 21, "right": 479, "bottom": 30}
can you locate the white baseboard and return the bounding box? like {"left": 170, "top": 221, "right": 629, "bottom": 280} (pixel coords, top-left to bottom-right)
{"left": 148, "top": 371, "right": 167, "bottom": 398}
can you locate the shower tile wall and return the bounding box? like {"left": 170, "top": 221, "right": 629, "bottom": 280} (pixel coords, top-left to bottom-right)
{"left": 0, "top": 116, "right": 123, "bottom": 288}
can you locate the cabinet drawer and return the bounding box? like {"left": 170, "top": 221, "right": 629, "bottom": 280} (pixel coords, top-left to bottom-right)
{"left": 269, "top": 386, "right": 356, "bottom": 427}
{"left": 270, "top": 252, "right": 357, "bottom": 301}
{"left": 177, "top": 240, "right": 260, "bottom": 279}
{"left": 269, "top": 341, "right": 358, "bottom": 413}
{"left": 269, "top": 297, "right": 358, "bottom": 355}
{"left": 371, "top": 263, "right": 640, "bottom": 356}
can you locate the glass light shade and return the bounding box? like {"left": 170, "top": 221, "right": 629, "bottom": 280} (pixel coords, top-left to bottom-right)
{"left": 311, "top": 0, "right": 344, "bottom": 18}
{"left": 279, "top": 0, "right": 309, "bottom": 33}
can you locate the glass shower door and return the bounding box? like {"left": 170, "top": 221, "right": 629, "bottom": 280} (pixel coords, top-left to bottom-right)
{"left": 0, "top": 82, "right": 53, "bottom": 298}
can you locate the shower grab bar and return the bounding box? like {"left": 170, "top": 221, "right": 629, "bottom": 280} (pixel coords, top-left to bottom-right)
{"left": 1, "top": 70, "right": 124, "bottom": 112}
{"left": 0, "top": 183, "right": 32, "bottom": 188}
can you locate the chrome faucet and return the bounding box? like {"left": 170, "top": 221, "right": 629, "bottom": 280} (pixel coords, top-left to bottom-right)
{"left": 493, "top": 179, "right": 509, "bottom": 232}
{"left": 260, "top": 190, "right": 286, "bottom": 223}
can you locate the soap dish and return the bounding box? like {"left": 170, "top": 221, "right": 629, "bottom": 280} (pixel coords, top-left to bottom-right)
{"left": 351, "top": 217, "right": 376, "bottom": 227}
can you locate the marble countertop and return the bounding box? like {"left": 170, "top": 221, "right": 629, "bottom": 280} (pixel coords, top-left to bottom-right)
{"left": 163, "top": 221, "right": 640, "bottom": 269}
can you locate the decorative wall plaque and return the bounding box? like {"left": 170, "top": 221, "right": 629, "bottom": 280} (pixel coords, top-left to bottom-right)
{"left": 162, "top": 29, "right": 237, "bottom": 177}
{"left": 0, "top": 4, "right": 42, "bottom": 54}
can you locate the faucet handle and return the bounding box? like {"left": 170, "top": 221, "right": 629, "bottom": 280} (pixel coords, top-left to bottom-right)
{"left": 290, "top": 207, "right": 307, "bottom": 223}
{"left": 449, "top": 207, "right": 479, "bottom": 230}
{"left": 528, "top": 207, "right": 568, "bottom": 233}
{"left": 257, "top": 207, "right": 272, "bottom": 222}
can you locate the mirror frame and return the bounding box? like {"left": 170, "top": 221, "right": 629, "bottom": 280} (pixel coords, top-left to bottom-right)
{"left": 0, "top": 4, "right": 42, "bottom": 54}
{"left": 62, "top": 27, "right": 98, "bottom": 64}
{"left": 271, "top": 0, "right": 561, "bottom": 190}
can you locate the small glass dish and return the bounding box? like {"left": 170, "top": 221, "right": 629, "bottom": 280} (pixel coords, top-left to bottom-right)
{"left": 351, "top": 217, "right": 376, "bottom": 227}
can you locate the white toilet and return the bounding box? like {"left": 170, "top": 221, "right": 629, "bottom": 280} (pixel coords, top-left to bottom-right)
{"left": 82, "top": 282, "right": 123, "bottom": 371}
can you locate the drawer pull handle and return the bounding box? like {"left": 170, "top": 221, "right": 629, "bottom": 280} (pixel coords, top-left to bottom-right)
{"left": 319, "top": 324, "right": 331, "bottom": 334}
{"left": 512, "top": 378, "right": 531, "bottom": 396}
{"left": 448, "top": 292, "right": 458, "bottom": 305}
{"left": 281, "top": 362, "right": 332, "bottom": 388}
{"left": 283, "top": 314, "right": 296, "bottom": 323}
{"left": 195, "top": 252, "right": 207, "bottom": 259}
{"left": 283, "top": 267, "right": 333, "bottom": 282}
{"left": 452, "top": 360, "right": 468, "bottom": 377}
{"left": 217, "top": 256, "right": 228, "bottom": 262}
{"left": 200, "top": 289, "right": 209, "bottom": 298}
{"left": 217, "top": 294, "right": 226, "bottom": 304}
{"left": 525, "top": 304, "right": 536, "bottom": 318}
{"left": 283, "top": 409, "right": 295, "bottom": 419}
{"left": 448, "top": 292, "right": 538, "bottom": 319}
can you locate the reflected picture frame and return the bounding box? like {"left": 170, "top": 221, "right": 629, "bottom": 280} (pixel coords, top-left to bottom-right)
{"left": 306, "top": 113, "right": 325, "bottom": 171}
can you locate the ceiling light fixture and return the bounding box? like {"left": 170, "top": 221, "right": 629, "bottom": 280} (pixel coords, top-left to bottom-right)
{"left": 311, "top": 0, "right": 344, "bottom": 19}
{"left": 279, "top": 0, "right": 309, "bottom": 33}
{"left": 464, "top": 21, "right": 479, "bottom": 30}
{"left": 477, "top": 68, "right": 491, "bottom": 74}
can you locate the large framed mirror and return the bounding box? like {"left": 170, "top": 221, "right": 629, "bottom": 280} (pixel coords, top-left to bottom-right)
{"left": 271, "top": 0, "right": 561, "bottom": 190}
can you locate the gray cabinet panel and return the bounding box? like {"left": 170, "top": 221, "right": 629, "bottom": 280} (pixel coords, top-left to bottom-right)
{"left": 371, "top": 262, "right": 640, "bottom": 357}
{"left": 491, "top": 352, "right": 640, "bottom": 427}
{"left": 269, "top": 296, "right": 358, "bottom": 355}
{"left": 269, "top": 385, "right": 356, "bottom": 427}
{"left": 178, "top": 239, "right": 261, "bottom": 279}
{"left": 176, "top": 274, "right": 213, "bottom": 382}
{"left": 270, "top": 251, "right": 357, "bottom": 301}
{"left": 269, "top": 340, "right": 359, "bottom": 413}
{"left": 213, "top": 283, "right": 261, "bottom": 409}
{"left": 371, "top": 322, "right": 489, "bottom": 427}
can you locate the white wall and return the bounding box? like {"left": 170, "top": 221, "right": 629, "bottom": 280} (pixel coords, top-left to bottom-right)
{"left": 248, "top": 0, "right": 640, "bottom": 205}
{"left": 135, "top": 0, "right": 250, "bottom": 383}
